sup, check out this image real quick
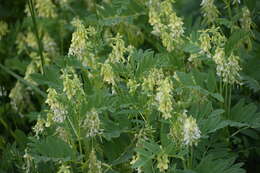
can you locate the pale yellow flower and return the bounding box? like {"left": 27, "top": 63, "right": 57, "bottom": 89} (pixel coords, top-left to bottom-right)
{"left": 157, "top": 153, "right": 169, "bottom": 172}
{"left": 149, "top": 0, "right": 184, "bottom": 51}
{"left": 0, "top": 21, "right": 8, "bottom": 39}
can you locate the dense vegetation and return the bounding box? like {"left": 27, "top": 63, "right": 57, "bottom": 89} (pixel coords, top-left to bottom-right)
{"left": 0, "top": 0, "right": 260, "bottom": 172}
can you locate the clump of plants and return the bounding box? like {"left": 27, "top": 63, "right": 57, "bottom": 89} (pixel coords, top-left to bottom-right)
{"left": 0, "top": 0, "right": 260, "bottom": 173}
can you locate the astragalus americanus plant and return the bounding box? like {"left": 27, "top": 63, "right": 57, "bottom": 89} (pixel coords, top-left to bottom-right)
{"left": 0, "top": 0, "right": 260, "bottom": 173}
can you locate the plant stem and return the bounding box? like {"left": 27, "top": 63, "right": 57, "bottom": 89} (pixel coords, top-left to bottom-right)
{"left": 0, "top": 63, "right": 46, "bottom": 97}
{"left": 67, "top": 116, "right": 83, "bottom": 155}
{"left": 227, "top": 84, "right": 232, "bottom": 118}
{"left": 28, "top": 0, "right": 45, "bottom": 74}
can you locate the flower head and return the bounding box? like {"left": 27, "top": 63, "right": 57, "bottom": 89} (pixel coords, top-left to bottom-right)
{"left": 0, "top": 21, "right": 8, "bottom": 40}
{"left": 201, "top": 0, "right": 219, "bottom": 24}
{"left": 46, "top": 88, "right": 67, "bottom": 123}
{"left": 156, "top": 77, "right": 173, "bottom": 119}
{"left": 157, "top": 153, "right": 169, "bottom": 172}
{"left": 35, "top": 0, "right": 57, "bottom": 18}
{"left": 213, "top": 47, "right": 241, "bottom": 84}
{"left": 101, "top": 62, "right": 116, "bottom": 85}
{"left": 88, "top": 150, "right": 102, "bottom": 173}
{"left": 68, "top": 18, "right": 87, "bottom": 59}
{"left": 83, "top": 109, "right": 103, "bottom": 138}
{"left": 149, "top": 0, "right": 184, "bottom": 51}
{"left": 61, "top": 67, "right": 85, "bottom": 100}
{"left": 182, "top": 115, "right": 201, "bottom": 146}
{"left": 108, "top": 33, "right": 127, "bottom": 63}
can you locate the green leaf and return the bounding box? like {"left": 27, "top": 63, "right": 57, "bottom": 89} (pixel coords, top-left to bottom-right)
{"left": 225, "top": 30, "right": 250, "bottom": 55}
{"left": 245, "top": 0, "right": 256, "bottom": 11}
{"left": 132, "top": 140, "right": 160, "bottom": 169}
{"left": 210, "top": 93, "right": 224, "bottom": 103}
{"left": 28, "top": 136, "right": 77, "bottom": 162}
{"left": 0, "top": 63, "right": 46, "bottom": 97}
{"left": 241, "top": 75, "right": 260, "bottom": 93}
{"left": 30, "top": 66, "right": 62, "bottom": 89}
{"left": 229, "top": 99, "right": 260, "bottom": 128}
{"left": 183, "top": 42, "right": 201, "bottom": 54}
{"left": 195, "top": 155, "right": 245, "bottom": 173}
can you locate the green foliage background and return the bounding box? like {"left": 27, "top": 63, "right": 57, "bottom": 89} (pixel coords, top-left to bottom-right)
{"left": 0, "top": 0, "right": 260, "bottom": 173}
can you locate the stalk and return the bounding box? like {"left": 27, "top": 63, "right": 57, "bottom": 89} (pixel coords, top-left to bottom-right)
{"left": 28, "top": 0, "right": 45, "bottom": 74}
{"left": 227, "top": 84, "right": 232, "bottom": 119}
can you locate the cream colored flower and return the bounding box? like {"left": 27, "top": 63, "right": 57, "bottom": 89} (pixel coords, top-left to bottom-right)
{"left": 157, "top": 153, "right": 169, "bottom": 172}
{"left": 127, "top": 79, "right": 139, "bottom": 94}
{"left": 182, "top": 115, "right": 201, "bottom": 146}
{"left": 33, "top": 119, "right": 45, "bottom": 137}
{"left": 149, "top": 0, "right": 184, "bottom": 51}
{"left": 35, "top": 0, "right": 57, "bottom": 18}
{"left": 61, "top": 67, "right": 85, "bottom": 100}
{"left": 68, "top": 18, "right": 88, "bottom": 59}
{"left": 201, "top": 0, "right": 219, "bottom": 24}
{"left": 156, "top": 77, "right": 173, "bottom": 119}
{"left": 0, "top": 21, "right": 8, "bottom": 40}
{"left": 83, "top": 109, "right": 103, "bottom": 138}
{"left": 108, "top": 33, "right": 127, "bottom": 63}
{"left": 213, "top": 47, "right": 241, "bottom": 84}
{"left": 101, "top": 62, "right": 116, "bottom": 85}
{"left": 46, "top": 88, "right": 67, "bottom": 123}
{"left": 88, "top": 150, "right": 102, "bottom": 173}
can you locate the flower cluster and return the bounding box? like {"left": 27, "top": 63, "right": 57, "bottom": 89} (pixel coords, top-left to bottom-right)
{"left": 182, "top": 115, "right": 201, "bottom": 146}
{"left": 32, "top": 118, "right": 45, "bottom": 137}
{"left": 156, "top": 77, "right": 173, "bottom": 119}
{"left": 169, "top": 111, "right": 201, "bottom": 146}
{"left": 9, "top": 82, "right": 27, "bottom": 112}
{"left": 213, "top": 47, "right": 241, "bottom": 85}
{"left": 200, "top": 0, "right": 219, "bottom": 24}
{"left": 61, "top": 67, "right": 85, "bottom": 100}
{"left": 68, "top": 18, "right": 97, "bottom": 66}
{"left": 101, "top": 63, "right": 116, "bottom": 85}
{"left": 240, "top": 7, "right": 254, "bottom": 50}
{"left": 57, "top": 164, "right": 71, "bottom": 173}
{"left": 108, "top": 33, "right": 128, "bottom": 63}
{"left": 88, "top": 150, "right": 102, "bottom": 173}
{"left": 83, "top": 109, "right": 103, "bottom": 138}
{"left": 193, "top": 27, "right": 241, "bottom": 84}
{"left": 198, "top": 27, "right": 226, "bottom": 55}
{"left": 156, "top": 152, "right": 169, "bottom": 172}
{"left": 142, "top": 68, "right": 164, "bottom": 94}
{"left": 0, "top": 21, "right": 8, "bottom": 40}
{"left": 101, "top": 33, "right": 132, "bottom": 87}
{"left": 149, "top": 0, "right": 184, "bottom": 51}
{"left": 35, "top": 0, "right": 57, "bottom": 18}
{"left": 46, "top": 88, "right": 67, "bottom": 123}
{"left": 68, "top": 18, "right": 88, "bottom": 60}
{"left": 127, "top": 79, "right": 139, "bottom": 94}
{"left": 199, "top": 30, "right": 211, "bottom": 54}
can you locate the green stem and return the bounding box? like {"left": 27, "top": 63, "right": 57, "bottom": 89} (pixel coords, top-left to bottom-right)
{"left": 0, "top": 63, "right": 46, "bottom": 97}
{"left": 28, "top": 0, "right": 45, "bottom": 74}
{"left": 190, "top": 146, "right": 193, "bottom": 168}
{"left": 230, "top": 126, "right": 249, "bottom": 137}
{"left": 219, "top": 78, "right": 224, "bottom": 109}
{"left": 59, "top": 20, "right": 64, "bottom": 56}
{"left": 0, "top": 118, "right": 17, "bottom": 140}
{"left": 187, "top": 146, "right": 193, "bottom": 169}
{"left": 225, "top": 0, "right": 233, "bottom": 20}
{"left": 67, "top": 116, "right": 83, "bottom": 155}
{"left": 227, "top": 84, "right": 232, "bottom": 119}
{"left": 224, "top": 82, "right": 228, "bottom": 118}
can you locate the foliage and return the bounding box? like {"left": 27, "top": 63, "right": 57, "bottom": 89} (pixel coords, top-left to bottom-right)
{"left": 0, "top": 0, "right": 260, "bottom": 173}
